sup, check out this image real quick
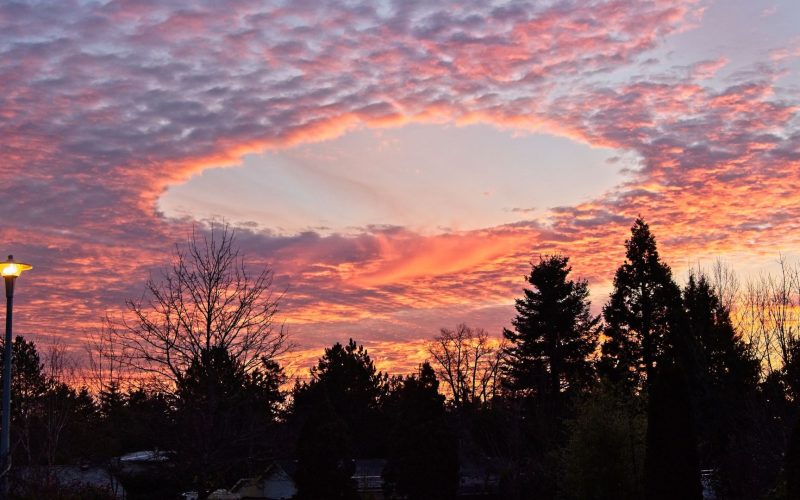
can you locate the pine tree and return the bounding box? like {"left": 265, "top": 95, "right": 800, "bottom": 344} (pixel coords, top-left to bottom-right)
{"left": 599, "top": 218, "right": 682, "bottom": 393}
{"left": 503, "top": 255, "right": 599, "bottom": 400}
{"left": 684, "top": 273, "right": 759, "bottom": 391}
{"left": 1, "top": 337, "right": 47, "bottom": 466}
{"left": 683, "top": 272, "right": 760, "bottom": 496}
{"left": 293, "top": 339, "right": 389, "bottom": 451}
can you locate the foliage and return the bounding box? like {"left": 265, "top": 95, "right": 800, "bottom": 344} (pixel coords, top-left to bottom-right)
{"left": 503, "top": 254, "right": 600, "bottom": 400}
{"left": 9, "top": 218, "right": 800, "bottom": 500}
{"left": 173, "top": 346, "right": 285, "bottom": 492}
{"left": 0, "top": 337, "right": 100, "bottom": 467}
{"left": 558, "top": 382, "right": 645, "bottom": 500}
{"left": 683, "top": 271, "right": 765, "bottom": 497}
{"left": 599, "top": 218, "right": 683, "bottom": 393}
{"left": 294, "top": 399, "right": 357, "bottom": 500}
{"left": 684, "top": 272, "right": 760, "bottom": 391}
{"left": 383, "top": 363, "right": 458, "bottom": 500}
{"left": 737, "top": 257, "right": 800, "bottom": 383}
{"left": 291, "top": 339, "right": 390, "bottom": 498}
{"left": 292, "top": 338, "right": 389, "bottom": 457}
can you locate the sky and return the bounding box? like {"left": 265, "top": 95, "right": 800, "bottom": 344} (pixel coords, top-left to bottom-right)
{"left": 2, "top": 0, "right": 799, "bottom": 377}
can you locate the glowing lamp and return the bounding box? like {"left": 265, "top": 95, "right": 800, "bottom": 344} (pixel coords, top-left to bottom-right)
{"left": 0, "top": 254, "right": 32, "bottom": 495}
{"left": 0, "top": 256, "right": 32, "bottom": 278}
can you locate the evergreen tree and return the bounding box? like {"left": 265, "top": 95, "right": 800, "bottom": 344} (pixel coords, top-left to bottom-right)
{"left": 599, "top": 218, "right": 683, "bottom": 393}
{"left": 683, "top": 273, "right": 762, "bottom": 498}
{"left": 499, "top": 255, "right": 600, "bottom": 499}
{"left": 56, "top": 386, "right": 100, "bottom": 462}
{"left": 121, "top": 388, "right": 174, "bottom": 453}
{"left": 291, "top": 339, "right": 391, "bottom": 498}
{"left": 503, "top": 255, "right": 600, "bottom": 400}
{"left": 96, "top": 381, "right": 128, "bottom": 458}
{"left": 294, "top": 399, "right": 357, "bottom": 500}
{"left": 684, "top": 273, "right": 759, "bottom": 392}
{"left": 784, "top": 338, "right": 800, "bottom": 405}
{"left": 0, "top": 337, "right": 104, "bottom": 467}
{"left": 174, "top": 346, "right": 285, "bottom": 492}
{"left": 292, "top": 339, "right": 389, "bottom": 457}
{"left": 384, "top": 363, "right": 458, "bottom": 500}
{"left": 0, "top": 337, "right": 47, "bottom": 465}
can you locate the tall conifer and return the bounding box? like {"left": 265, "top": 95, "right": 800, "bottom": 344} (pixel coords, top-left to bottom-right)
{"left": 503, "top": 255, "right": 600, "bottom": 400}
{"left": 599, "top": 218, "right": 682, "bottom": 392}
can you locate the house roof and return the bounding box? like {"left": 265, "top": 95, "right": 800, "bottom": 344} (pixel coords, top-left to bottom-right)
{"left": 118, "top": 449, "right": 173, "bottom": 462}
{"left": 231, "top": 460, "right": 298, "bottom": 493}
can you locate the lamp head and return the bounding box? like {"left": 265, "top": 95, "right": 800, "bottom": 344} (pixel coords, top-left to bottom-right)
{"left": 0, "top": 255, "right": 32, "bottom": 278}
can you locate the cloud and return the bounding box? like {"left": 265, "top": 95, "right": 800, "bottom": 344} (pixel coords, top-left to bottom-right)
{"left": 2, "top": 0, "right": 800, "bottom": 373}
{"left": 508, "top": 207, "right": 537, "bottom": 215}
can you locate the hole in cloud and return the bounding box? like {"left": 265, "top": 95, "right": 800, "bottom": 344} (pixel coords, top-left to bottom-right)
{"left": 158, "top": 123, "right": 629, "bottom": 234}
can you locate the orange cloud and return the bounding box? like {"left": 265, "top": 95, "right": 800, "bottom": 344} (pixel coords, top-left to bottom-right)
{"left": 3, "top": 0, "right": 800, "bottom": 379}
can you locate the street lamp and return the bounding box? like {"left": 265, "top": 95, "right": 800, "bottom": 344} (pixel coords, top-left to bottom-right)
{"left": 0, "top": 255, "right": 31, "bottom": 498}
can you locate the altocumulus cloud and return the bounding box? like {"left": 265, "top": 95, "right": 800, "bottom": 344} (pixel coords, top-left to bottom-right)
{"left": 1, "top": 0, "right": 799, "bottom": 372}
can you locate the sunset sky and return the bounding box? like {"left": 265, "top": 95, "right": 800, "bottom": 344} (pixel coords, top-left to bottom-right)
{"left": 2, "top": 0, "right": 799, "bottom": 376}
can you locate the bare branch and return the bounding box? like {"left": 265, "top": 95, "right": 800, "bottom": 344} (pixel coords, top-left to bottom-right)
{"left": 114, "top": 223, "right": 290, "bottom": 388}
{"left": 427, "top": 324, "right": 504, "bottom": 407}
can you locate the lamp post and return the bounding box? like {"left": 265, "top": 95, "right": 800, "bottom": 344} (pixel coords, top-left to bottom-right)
{"left": 0, "top": 255, "right": 31, "bottom": 498}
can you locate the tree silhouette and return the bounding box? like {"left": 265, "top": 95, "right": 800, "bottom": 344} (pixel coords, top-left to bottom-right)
{"left": 683, "top": 272, "right": 762, "bottom": 497}
{"left": 0, "top": 337, "right": 107, "bottom": 470}
{"left": 599, "top": 218, "right": 683, "bottom": 393}
{"left": 428, "top": 324, "right": 503, "bottom": 408}
{"left": 120, "top": 224, "right": 288, "bottom": 386}
{"left": 384, "top": 363, "right": 458, "bottom": 500}
{"left": 560, "top": 381, "right": 646, "bottom": 500}
{"left": 174, "top": 346, "right": 284, "bottom": 492}
{"left": 294, "top": 398, "right": 357, "bottom": 500}
{"left": 684, "top": 273, "right": 760, "bottom": 390}
{"left": 292, "top": 339, "right": 390, "bottom": 469}
{"left": 0, "top": 337, "right": 47, "bottom": 466}
{"left": 502, "top": 255, "right": 599, "bottom": 401}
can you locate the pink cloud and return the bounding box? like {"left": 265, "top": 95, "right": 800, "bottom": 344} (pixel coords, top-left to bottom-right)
{"left": 2, "top": 0, "right": 799, "bottom": 374}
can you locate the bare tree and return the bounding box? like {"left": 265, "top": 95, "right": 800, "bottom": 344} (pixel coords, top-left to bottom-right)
{"left": 738, "top": 256, "right": 800, "bottom": 376}
{"left": 119, "top": 224, "right": 289, "bottom": 387}
{"left": 710, "top": 258, "right": 741, "bottom": 316}
{"left": 85, "top": 317, "right": 129, "bottom": 393}
{"left": 13, "top": 340, "right": 81, "bottom": 466}
{"left": 427, "top": 324, "right": 505, "bottom": 407}
{"left": 40, "top": 342, "right": 79, "bottom": 466}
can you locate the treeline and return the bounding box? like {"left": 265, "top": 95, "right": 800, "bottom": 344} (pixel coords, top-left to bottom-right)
{"left": 2, "top": 220, "right": 800, "bottom": 499}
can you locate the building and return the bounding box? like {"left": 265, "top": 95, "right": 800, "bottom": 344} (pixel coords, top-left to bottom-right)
{"left": 231, "top": 460, "right": 298, "bottom": 499}
{"left": 229, "top": 459, "right": 387, "bottom": 500}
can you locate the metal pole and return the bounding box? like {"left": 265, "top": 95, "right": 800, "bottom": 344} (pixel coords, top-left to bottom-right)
{"left": 1, "top": 276, "right": 14, "bottom": 499}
